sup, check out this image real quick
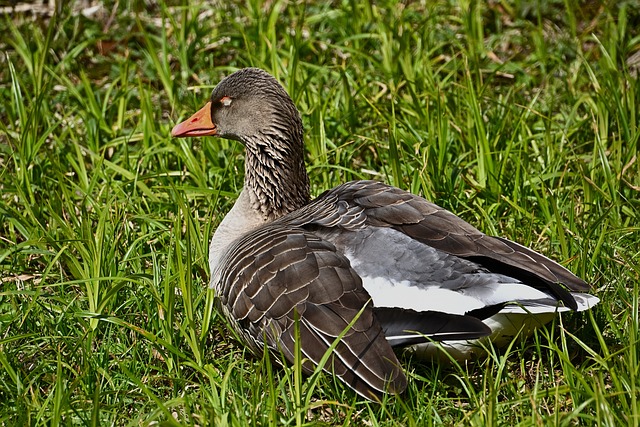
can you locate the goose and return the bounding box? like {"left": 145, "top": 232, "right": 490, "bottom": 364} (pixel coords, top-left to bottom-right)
{"left": 171, "top": 67, "right": 599, "bottom": 400}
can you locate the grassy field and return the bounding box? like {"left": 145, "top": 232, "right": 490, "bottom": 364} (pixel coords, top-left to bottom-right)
{"left": 1, "top": 0, "right": 639, "bottom": 425}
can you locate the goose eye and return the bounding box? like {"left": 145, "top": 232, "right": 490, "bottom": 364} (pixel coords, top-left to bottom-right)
{"left": 221, "top": 96, "right": 232, "bottom": 107}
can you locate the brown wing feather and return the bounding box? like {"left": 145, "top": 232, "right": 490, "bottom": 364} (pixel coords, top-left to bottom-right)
{"left": 303, "top": 181, "right": 590, "bottom": 300}
{"left": 215, "top": 225, "right": 406, "bottom": 399}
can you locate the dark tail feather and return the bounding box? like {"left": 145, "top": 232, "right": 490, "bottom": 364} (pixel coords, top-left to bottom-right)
{"left": 375, "top": 307, "right": 492, "bottom": 347}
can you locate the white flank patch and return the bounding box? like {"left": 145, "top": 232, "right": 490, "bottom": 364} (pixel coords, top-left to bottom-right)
{"left": 361, "top": 276, "right": 484, "bottom": 315}
{"left": 361, "top": 275, "right": 563, "bottom": 315}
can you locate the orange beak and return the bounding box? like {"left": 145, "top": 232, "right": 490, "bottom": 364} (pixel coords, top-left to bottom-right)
{"left": 171, "top": 102, "right": 217, "bottom": 137}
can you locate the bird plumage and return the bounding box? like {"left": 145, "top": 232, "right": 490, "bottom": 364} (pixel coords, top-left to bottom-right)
{"left": 171, "top": 67, "right": 599, "bottom": 400}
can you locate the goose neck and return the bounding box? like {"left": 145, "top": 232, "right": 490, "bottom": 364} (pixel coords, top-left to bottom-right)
{"left": 242, "top": 133, "right": 310, "bottom": 220}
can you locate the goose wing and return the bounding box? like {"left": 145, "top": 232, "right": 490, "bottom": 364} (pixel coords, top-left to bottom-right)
{"left": 214, "top": 223, "right": 490, "bottom": 399}
{"left": 293, "top": 180, "right": 590, "bottom": 312}
{"left": 214, "top": 225, "right": 405, "bottom": 399}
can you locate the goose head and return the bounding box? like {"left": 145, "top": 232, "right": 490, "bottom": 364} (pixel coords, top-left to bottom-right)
{"left": 171, "top": 68, "right": 310, "bottom": 218}
{"left": 171, "top": 68, "right": 303, "bottom": 149}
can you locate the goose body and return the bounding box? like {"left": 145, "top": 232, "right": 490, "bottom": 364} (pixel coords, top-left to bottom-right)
{"left": 171, "top": 68, "right": 599, "bottom": 400}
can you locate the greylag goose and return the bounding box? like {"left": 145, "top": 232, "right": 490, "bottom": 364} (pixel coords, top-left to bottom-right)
{"left": 171, "top": 67, "right": 599, "bottom": 400}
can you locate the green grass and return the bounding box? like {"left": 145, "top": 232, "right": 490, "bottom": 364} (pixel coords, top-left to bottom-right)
{"left": 1, "top": 0, "right": 639, "bottom": 425}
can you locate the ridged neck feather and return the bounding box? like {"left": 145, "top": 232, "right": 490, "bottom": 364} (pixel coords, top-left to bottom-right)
{"left": 241, "top": 126, "right": 310, "bottom": 220}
